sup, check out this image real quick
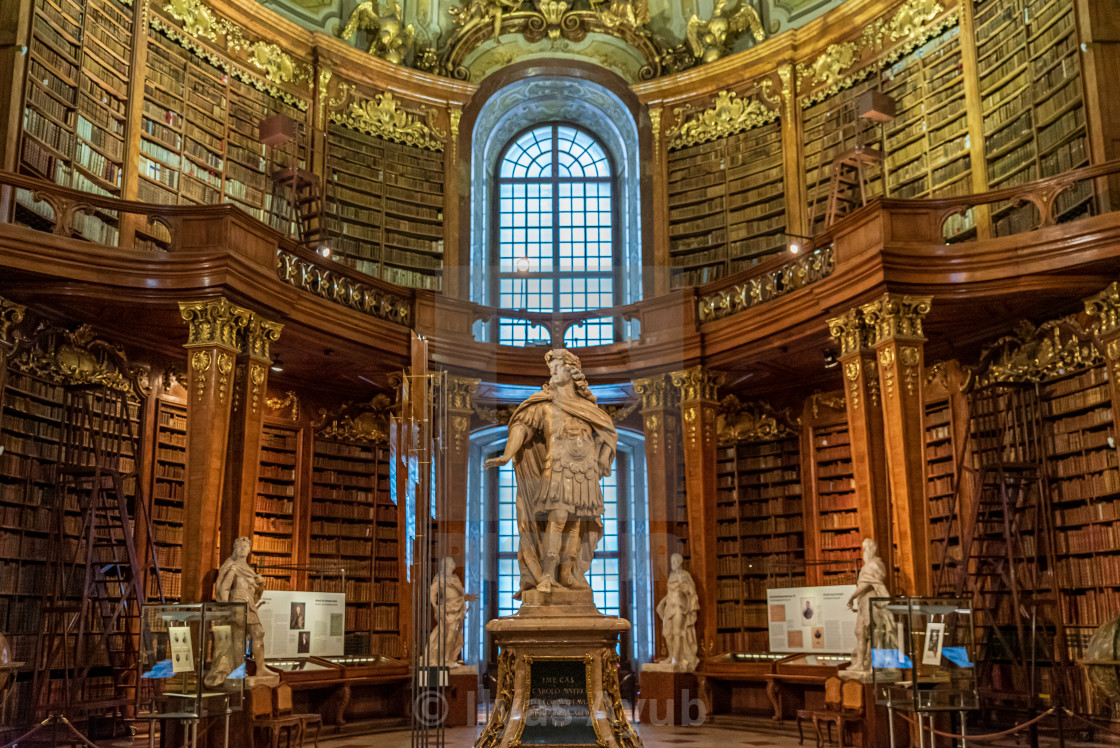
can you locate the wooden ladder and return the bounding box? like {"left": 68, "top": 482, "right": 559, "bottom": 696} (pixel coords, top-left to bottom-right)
{"left": 823, "top": 146, "right": 882, "bottom": 227}
{"left": 272, "top": 165, "right": 325, "bottom": 248}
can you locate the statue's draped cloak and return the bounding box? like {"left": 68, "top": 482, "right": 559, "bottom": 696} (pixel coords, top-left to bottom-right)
{"left": 508, "top": 387, "right": 618, "bottom": 598}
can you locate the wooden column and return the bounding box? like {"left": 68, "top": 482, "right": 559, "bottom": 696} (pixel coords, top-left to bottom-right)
{"left": 178, "top": 298, "right": 251, "bottom": 603}
{"left": 649, "top": 106, "right": 670, "bottom": 298}
{"left": 670, "top": 365, "right": 721, "bottom": 659}
{"left": 775, "top": 63, "right": 808, "bottom": 238}
{"left": 827, "top": 309, "right": 892, "bottom": 583}
{"left": 958, "top": 0, "right": 991, "bottom": 238}
{"left": 861, "top": 293, "right": 933, "bottom": 597}
{"left": 442, "top": 373, "right": 478, "bottom": 565}
{"left": 1075, "top": 0, "right": 1120, "bottom": 210}
{"left": 220, "top": 312, "right": 283, "bottom": 560}
{"left": 444, "top": 108, "right": 464, "bottom": 299}
{"left": 633, "top": 373, "right": 679, "bottom": 657}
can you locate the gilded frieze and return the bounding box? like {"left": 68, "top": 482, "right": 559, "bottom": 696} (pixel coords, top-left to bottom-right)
{"left": 314, "top": 394, "right": 393, "bottom": 443}
{"left": 716, "top": 396, "right": 796, "bottom": 444}
{"left": 974, "top": 318, "right": 1100, "bottom": 388}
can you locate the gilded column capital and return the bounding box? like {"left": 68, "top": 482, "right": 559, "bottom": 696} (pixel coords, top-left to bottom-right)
{"left": 669, "top": 365, "right": 722, "bottom": 403}
{"left": 632, "top": 374, "right": 675, "bottom": 411}
{"left": 827, "top": 308, "right": 872, "bottom": 357}
{"left": 179, "top": 298, "right": 251, "bottom": 350}
{"left": 1085, "top": 282, "right": 1120, "bottom": 337}
{"left": 444, "top": 374, "right": 480, "bottom": 411}
{"left": 243, "top": 314, "right": 284, "bottom": 362}
{"left": 0, "top": 297, "right": 27, "bottom": 347}
{"left": 859, "top": 293, "right": 932, "bottom": 345}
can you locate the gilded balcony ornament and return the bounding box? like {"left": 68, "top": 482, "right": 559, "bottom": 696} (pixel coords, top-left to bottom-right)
{"left": 331, "top": 91, "right": 444, "bottom": 152}
{"left": 716, "top": 396, "right": 795, "bottom": 444}
{"left": 337, "top": 0, "right": 416, "bottom": 65}
{"left": 276, "top": 250, "right": 412, "bottom": 326}
{"left": 666, "top": 90, "right": 777, "bottom": 150}
{"left": 685, "top": 0, "right": 764, "bottom": 65}
{"left": 697, "top": 246, "right": 834, "bottom": 323}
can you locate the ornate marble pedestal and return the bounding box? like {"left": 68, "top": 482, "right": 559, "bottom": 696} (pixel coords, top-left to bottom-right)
{"left": 474, "top": 590, "right": 642, "bottom": 748}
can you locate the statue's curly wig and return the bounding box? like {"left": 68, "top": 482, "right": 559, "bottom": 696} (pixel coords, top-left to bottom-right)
{"left": 545, "top": 348, "right": 596, "bottom": 403}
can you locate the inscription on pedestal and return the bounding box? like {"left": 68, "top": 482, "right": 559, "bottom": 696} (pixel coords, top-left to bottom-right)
{"left": 519, "top": 659, "right": 598, "bottom": 746}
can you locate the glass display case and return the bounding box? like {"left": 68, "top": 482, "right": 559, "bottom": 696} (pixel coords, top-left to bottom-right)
{"left": 138, "top": 602, "right": 247, "bottom": 720}
{"left": 871, "top": 597, "right": 977, "bottom": 712}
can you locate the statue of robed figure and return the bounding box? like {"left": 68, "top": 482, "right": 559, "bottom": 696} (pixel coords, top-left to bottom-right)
{"left": 484, "top": 349, "right": 618, "bottom": 600}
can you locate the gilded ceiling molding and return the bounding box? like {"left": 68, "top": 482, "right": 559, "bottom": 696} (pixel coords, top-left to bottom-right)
{"left": 974, "top": 318, "right": 1099, "bottom": 388}
{"left": 276, "top": 249, "right": 412, "bottom": 325}
{"left": 155, "top": 0, "right": 313, "bottom": 105}
{"left": 328, "top": 88, "right": 445, "bottom": 152}
{"left": 314, "top": 394, "right": 393, "bottom": 443}
{"left": 666, "top": 90, "right": 777, "bottom": 150}
{"left": 685, "top": 0, "right": 764, "bottom": 65}
{"left": 697, "top": 245, "right": 834, "bottom": 324}
{"left": 670, "top": 365, "right": 722, "bottom": 403}
{"left": 717, "top": 395, "right": 797, "bottom": 444}
{"left": 795, "top": 0, "right": 955, "bottom": 107}
{"left": 178, "top": 298, "right": 251, "bottom": 350}
{"left": 337, "top": 1, "right": 415, "bottom": 64}
{"left": 859, "top": 293, "right": 931, "bottom": 345}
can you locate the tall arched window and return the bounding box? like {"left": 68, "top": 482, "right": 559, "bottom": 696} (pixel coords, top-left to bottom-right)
{"left": 493, "top": 124, "right": 619, "bottom": 347}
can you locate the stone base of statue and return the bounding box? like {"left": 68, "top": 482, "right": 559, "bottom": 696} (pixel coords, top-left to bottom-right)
{"left": 474, "top": 589, "right": 643, "bottom": 748}
{"left": 446, "top": 665, "right": 479, "bottom": 727}
{"left": 638, "top": 664, "right": 699, "bottom": 726}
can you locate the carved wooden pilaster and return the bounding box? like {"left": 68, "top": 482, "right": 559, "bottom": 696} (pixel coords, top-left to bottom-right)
{"left": 861, "top": 293, "right": 933, "bottom": 596}
{"left": 649, "top": 106, "right": 670, "bottom": 297}
{"left": 443, "top": 373, "right": 478, "bottom": 565}
{"left": 633, "top": 373, "right": 680, "bottom": 655}
{"left": 179, "top": 298, "right": 251, "bottom": 602}
{"left": 221, "top": 312, "right": 283, "bottom": 560}
{"left": 0, "top": 297, "right": 27, "bottom": 409}
{"left": 669, "top": 365, "right": 722, "bottom": 659}
{"left": 827, "top": 308, "right": 891, "bottom": 585}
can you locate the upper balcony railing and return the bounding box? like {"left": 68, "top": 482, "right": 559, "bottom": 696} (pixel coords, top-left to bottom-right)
{"left": 2, "top": 159, "right": 1120, "bottom": 342}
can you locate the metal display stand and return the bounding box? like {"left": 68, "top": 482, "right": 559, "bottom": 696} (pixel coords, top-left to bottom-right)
{"left": 872, "top": 598, "right": 978, "bottom": 748}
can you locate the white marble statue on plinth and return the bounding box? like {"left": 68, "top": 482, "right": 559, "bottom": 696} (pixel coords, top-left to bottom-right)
{"left": 422, "top": 557, "right": 477, "bottom": 668}
{"left": 654, "top": 553, "right": 699, "bottom": 673}
{"left": 477, "top": 349, "right": 641, "bottom": 748}
{"left": 841, "top": 537, "right": 891, "bottom": 681}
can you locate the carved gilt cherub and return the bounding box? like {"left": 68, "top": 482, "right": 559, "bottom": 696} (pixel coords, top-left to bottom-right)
{"left": 590, "top": 0, "right": 650, "bottom": 30}
{"left": 686, "top": 0, "right": 765, "bottom": 64}
{"left": 337, "top": 0, "right": 416, "bottom": 65}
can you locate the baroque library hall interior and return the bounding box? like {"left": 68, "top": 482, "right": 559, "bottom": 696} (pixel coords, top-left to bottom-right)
{"left": 2, "top": 0, "right": 1120, "bottom": 744}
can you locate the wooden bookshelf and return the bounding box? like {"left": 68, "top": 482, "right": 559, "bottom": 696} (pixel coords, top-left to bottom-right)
{"left": 255, "top": 422, "right": 300, "bottom": 590}
{"left": 666, "top": 118, "right": 785, "bottom": 289}
{"left": 18, "top": 0, "right": 134, "bottom": 243}
{"left": 308, "top": 437, "right": 401, "bottom": 657}
{"left": 149, "top": 397, "right": 186, "bottom": 602}
{"left": 924, "top": 396, "right": 960, "bottom": 593}
{"left": 973, "top": 0, "right": 1092, "bottom": 236}
{"left": 0, "top": 370, "right": 63, "bottom": 702}
{"left": 810, "top": 422, "right": 859, "bottom": 585}
{"left": 715, "top": 436, "right": 803, "bottom": 653}
{"left": 325, "top": 126, "right": 445, "bottom": 291}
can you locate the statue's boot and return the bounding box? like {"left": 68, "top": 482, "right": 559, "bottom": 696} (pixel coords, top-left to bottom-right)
{"left": 557, "top": 553, "right": 579, "bottom": 588}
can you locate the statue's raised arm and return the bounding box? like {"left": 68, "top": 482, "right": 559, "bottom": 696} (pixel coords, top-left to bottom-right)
{"left": 484, "top": 349, "right": 618, "bottom": 601}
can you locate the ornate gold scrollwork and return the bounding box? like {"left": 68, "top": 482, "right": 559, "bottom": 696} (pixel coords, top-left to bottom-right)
{"left": 276, "top": 250, "right": 412, "bottom": 325}
{"left": 808, "top": 390, "right": 846, "bottom": 420}
{"left": 266, "top": 391, "right": 301, "bottom": 421}
{"left": 474, "top": 649, "right": 515, "bottom": 748}
{"left": 974, "top": 317, "right": 1100, "bottom": 387}
{"left": 314, "top": 394, "right": 393, "bottom": 443}
{"left": 632, "top": 374, "right": 675, "bottom": 410}
{"left": 666, "top": 90, "right": 778, "bottom": 150}
{"left": 860, "top": 293, "right": 932, "bottom": 344}
{"left": 337, "top": 1, "right": 416, "bottom": 65}
{"left": 0, "top": 298, "right": 26, "bottom": 348}
{"left": 191, "top": 350, "right": 211, "bottom": 402}
{"left": 8, "top": 321, "right": 147, "bottom": 397}
{"left": 670, "top": 365, "right": 722, "bottom": 404}
{"left": 685, "top": 0, "right": 764, "bottom": 65}
{"left": 717, "top": 395, "right": 797, "bottom": 444}
{"left": 827, "top": 307, "right": 872, "bottom": 358}
{"left": 243, "top": 315, "right": 284, "bottom": 363}
{"left": 1085, "top": 282, "right": 1120, "bottom": 337}
{"left": 329, "top": 91, "right": 444, "bottom": 152}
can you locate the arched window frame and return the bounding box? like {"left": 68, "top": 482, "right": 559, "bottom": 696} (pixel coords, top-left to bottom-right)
{"left": 490, "top": 123, "right": 623, "bottom": 347}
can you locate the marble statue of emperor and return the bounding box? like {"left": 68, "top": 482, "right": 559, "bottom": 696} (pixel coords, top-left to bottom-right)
{"left": 484, "top": 348, "right": 618, "bottom": 600}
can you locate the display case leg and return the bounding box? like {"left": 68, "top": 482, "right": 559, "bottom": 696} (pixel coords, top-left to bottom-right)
{"left": 959, "top": 710, "right": 967, "bottom": 748}
{"left": 888, "top": 708, "right": 896, "bottom": 748}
